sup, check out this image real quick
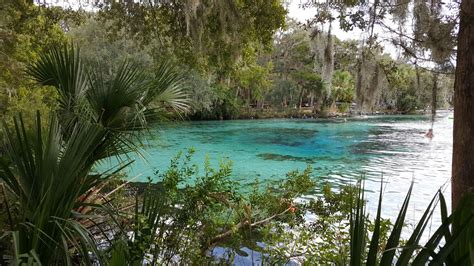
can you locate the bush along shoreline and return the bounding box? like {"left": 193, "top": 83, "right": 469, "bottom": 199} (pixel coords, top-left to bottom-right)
{"left": 188, "top": 107, "right": 449, "bottom": 121}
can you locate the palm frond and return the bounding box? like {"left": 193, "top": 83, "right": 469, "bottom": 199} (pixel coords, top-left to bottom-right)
{"left": 396, "top": 190, "right": 439, "bottom": 265}
{"left": 27, "top": 44, "right": 88, "bottom": 129}
{"left": 350, "top": 180, "right": 366, "bottom": 266}
{"left": 349, "top": 178, "right": 474, "bottom": 265}
{"left": 379, "top": 181, "right": 413, "bottom": 265}
{"left": 366, "top": 178, "right": 383, "bottom": 265}
{"left": 87, "top": 61, "right": 147, "bottom": 130}
{"left": 0, "top": 113, "right": 111, "bottom": 264}
{"left": 149, "top": 60, "right": 190, "bottom": 114}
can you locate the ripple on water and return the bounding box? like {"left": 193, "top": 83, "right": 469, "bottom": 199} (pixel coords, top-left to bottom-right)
{"left": 116, "top": 113, "right": 453, "bottom": 233}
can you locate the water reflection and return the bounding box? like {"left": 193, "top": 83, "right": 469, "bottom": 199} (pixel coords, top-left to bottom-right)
{"left": 361, "top": 112, "right": 452, "bottom": 229}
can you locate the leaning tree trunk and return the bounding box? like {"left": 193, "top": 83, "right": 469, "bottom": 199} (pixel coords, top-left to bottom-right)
{"left": 452, "top": 0, "right": 474, "bottom": 208}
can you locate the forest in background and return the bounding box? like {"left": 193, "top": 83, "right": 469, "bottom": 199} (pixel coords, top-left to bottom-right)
{"left": 1, "top": 0, "right": 455, "bottom": 122}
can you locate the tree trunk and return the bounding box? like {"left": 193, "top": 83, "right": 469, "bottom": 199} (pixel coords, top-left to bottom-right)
{"left": 452, "top": 0, "right": 474, "bottom": 208}
{"left": 431, "top": 73, "right": 438, "bottom": 120}
{"left": 247, "top": 88, "right": 252, "bottom": 109}
{"left": 356, "top": 43, "right": 365, "bottom": 113}
{"left": 298, "top": 87, "right": 305, "bottom": 109}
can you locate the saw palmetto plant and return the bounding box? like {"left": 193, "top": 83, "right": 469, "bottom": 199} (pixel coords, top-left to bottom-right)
{"left": 0, "top": 44, "right": 189, "bottom": 265}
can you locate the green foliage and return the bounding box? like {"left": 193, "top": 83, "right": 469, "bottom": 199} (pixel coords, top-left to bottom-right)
{"left": 258, "top": 182, "right": 391, "bottom": 265}
{"left": 1, "top": 113, "right": 108, "bottom": 264}
{"left": 397, "top": 93, "right": 418, "bottom": 113}
{"left": 0, "top": 1, "right": 81, "bottom": 112}
{"left": 332, "top": 70, "right": 355, "bottom": 101}
{"left": 268, "top": 21, "right": 334, "bottom": 110}
{"left": 334, "top": 39, "right": 359, "bottom": 72}
{"left": 182, "top": 70, "right": 218, "bottom": 115}
{"left": 385, "top": 64, "right": 419, "bottom": 112}
{"left": 107, "top": 151, "right": 316, "bottom": 264}
{"left": 0, "top": 0, "right": 455, "bottom": 119}
{"left": 255, "top": 178, "right": 474, "bottom": 265}
{"left": 348, "top": 181, "right": 474, "bottom": 265}
{"left": 28, "top": 45, "right": 189, "bottom": 130}
{"left": 67, "top": 16, "right": 155, "bottom": 80}
{"left": 293, "top": 71, "right": 325, "bottom": 92}
{"left": 4, "top": 86, "right": 59, "bottom": 130}
{"left": 332, "top": 70, "right": 355, "bottom": 112}
{"left": 98, "top": 0, "right": 286, "bottom": 79}
{"left": 0, "top": 2, "right": 465, "bottom": 265}
{"left": 0, "top": 44, "right": 189, "bottom": 264}
{"left": 87, "top": 1, "right": 287, "bottom": 117}
{"left": 191, "top": 83, "right": 241, "bottom": 120}
{"left": 236, "top": 62, "right": 273, "bottom": 105}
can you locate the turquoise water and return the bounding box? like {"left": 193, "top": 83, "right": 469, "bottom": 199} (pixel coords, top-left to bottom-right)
{"left": 119, "top": 112, "right": 453, "bottom": 221}
{"left": 133, "top": 117, "right": 374, "bottom": 184}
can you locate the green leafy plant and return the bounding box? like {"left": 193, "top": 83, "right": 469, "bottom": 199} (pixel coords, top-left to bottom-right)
{"left": 106, "top": 151, "right": 316, "bottom": 265}
{"left": 1, "top": 113, "right": 112, "bottom": 264}
{"left": 0, "top": 43, "right": 189, "bottom": 264}
{"left": 349, "top": 180, "right": 474, "bottom": 265}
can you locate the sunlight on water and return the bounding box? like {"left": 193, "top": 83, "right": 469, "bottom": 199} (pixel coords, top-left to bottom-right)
{"left": 122, "top": 112, "right": 453, "bottom": 225}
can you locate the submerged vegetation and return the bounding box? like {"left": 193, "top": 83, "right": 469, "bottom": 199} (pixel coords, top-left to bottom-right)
{"left": 0, "top": 0, "right": 473, "bottom": 264}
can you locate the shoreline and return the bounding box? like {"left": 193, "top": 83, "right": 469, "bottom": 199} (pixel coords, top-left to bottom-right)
{"left": 187, "top": 108, "right": 453, "bottom": 121}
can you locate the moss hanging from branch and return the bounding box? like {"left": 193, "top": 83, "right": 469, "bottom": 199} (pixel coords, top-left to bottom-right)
{"left": 411, "top": 0, "right": 456, "bottom": 64}
{"left": 184, "top": 0, "right": 200, "bottom": 37}
{"left": 391, "top": 0, "right": 410, "bottom": 23}
{"left": 415, "top": 62, "right": 421, "bottom": 92}
{"left": 364, "top": 56, "right": 383, "bottom": 112}
{"left": 355, "top": 44, "right": 389, "bottom": 112}
{"left": 323, "top": 22, "right": 334, "bottom": 99}
{"left": 310, "top": 22, "right": 334, "bottom": 103}
{"left": 99, "top": 0, "right": 285, "bottom": 79}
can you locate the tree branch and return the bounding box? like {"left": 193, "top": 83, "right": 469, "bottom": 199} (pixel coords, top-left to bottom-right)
{"left": 205, "top": 207, "right": 292, "bottom": 250}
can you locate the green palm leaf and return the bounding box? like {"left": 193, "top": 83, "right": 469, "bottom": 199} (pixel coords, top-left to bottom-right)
{"left": 350, "top": 180, "right": 366, "bottom": 266}
{"left": 379, "top": 182, "right": 413, "bottom": 265}
{"left": 151, "top": 60, "right": 189, "bottom": 114}
{"left": 396, "top": 190, "right": 439, "bottom": 265}
{"left": 0, "top": 113, "right": 109, "bottom": 264}
{"left": 27, "top": 45, "right": 88, "bottom": 129}
{"left": 366, "top": 178, "right": 383, "bottom": 265}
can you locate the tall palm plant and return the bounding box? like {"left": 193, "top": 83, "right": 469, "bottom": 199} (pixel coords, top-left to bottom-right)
{"left": 27, "top": 45, "right": 189, "bottom": 157}
{"left": 0, "top": 44, "right": 189, "bottom": 264}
